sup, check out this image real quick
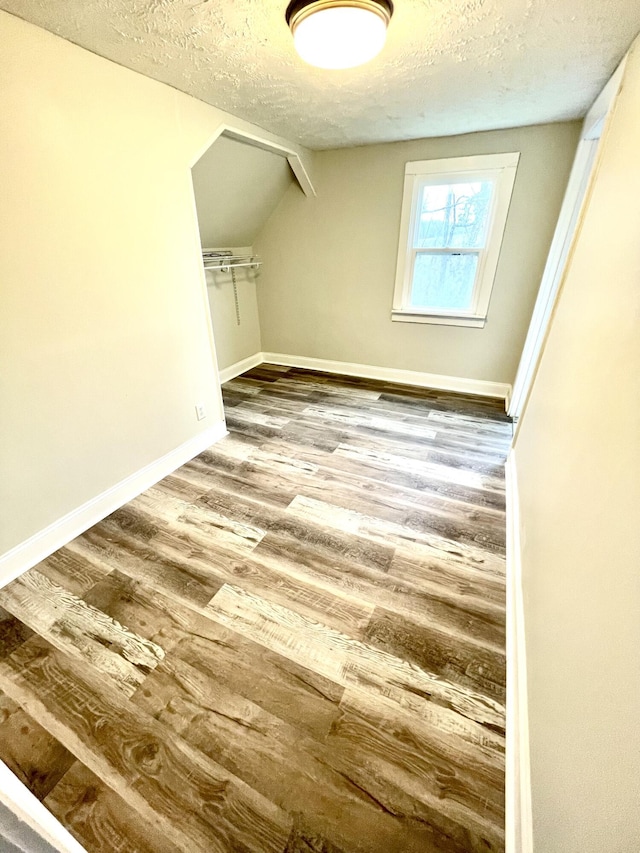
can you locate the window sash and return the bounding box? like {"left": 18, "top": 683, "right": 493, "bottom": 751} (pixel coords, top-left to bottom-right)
{"left": 408, "top": 248, "right": 483, "bottom": 315}
{"left": 411, "top": 175, "right": 496, "bottom": 253}
{"left": 403, "top": 171, "right": 500, "bottom": 316}
{"left": 392, "top": 153, "right": 519, "bottom": 327}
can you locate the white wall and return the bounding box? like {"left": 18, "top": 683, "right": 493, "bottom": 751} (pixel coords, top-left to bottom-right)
{"left": 512, "top": 38, "right": 640, "bottom": 852}
{"left": 255, "top": 123, "right": 580, "bottom": 385}
{"left": 0, "top": 11, "right": 312, "bottom": 566}
{"left": 192, "top": 136, "right": 294, "bottom": 371}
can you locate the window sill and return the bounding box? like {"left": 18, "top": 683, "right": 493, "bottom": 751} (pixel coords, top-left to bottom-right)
{"left": 391, "top": 310, "right": 487, "bottom": 328}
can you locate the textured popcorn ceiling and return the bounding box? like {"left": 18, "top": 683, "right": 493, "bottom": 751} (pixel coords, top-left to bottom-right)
{"left": 2, "top": 0, "right": 639, "bottom": 149}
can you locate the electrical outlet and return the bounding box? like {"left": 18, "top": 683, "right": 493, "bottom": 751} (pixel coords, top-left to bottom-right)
{"left": 195, "top": 403, "right": 206, "bottom": 421}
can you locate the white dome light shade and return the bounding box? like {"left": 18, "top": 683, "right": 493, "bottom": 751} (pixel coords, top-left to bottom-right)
{"left": 286, "top": 0, "right": 393, "bottom": 70}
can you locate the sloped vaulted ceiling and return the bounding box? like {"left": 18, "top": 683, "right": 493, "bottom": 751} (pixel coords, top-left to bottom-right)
{"left": 1, "top": 0, "right": 640, "bottom": 148}
{"left": 192, "top": 136, "right": 294, "bottom": 249}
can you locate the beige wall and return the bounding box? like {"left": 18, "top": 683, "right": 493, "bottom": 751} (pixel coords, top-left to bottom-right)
{"left": 0, "top": 11, "right": 311, "bottom": 558}
{"left": 513, "top": 41, "right": 640, "bottom": 852}
{"left": 255, "top": 123, "right": 580, "bottom": 385}
{"left": 192, "top": 137, "right": 294, "bottom": 371}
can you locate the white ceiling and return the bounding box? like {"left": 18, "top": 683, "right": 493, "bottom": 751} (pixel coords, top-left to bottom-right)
{"left": 2, "top": 0, "right": 640, "bottom": 150}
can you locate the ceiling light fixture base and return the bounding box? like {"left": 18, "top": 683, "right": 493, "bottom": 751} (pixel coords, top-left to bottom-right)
{"left": 285, "top": 0, "right": 394, "bottom": 70}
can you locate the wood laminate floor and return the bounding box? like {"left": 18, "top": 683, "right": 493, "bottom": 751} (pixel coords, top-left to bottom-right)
{"left": 0, "top": 365, "right": 511, "bottom": 853}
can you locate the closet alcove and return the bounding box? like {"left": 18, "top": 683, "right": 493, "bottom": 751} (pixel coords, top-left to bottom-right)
{"left": 191, "top": 134, "right": 298, "bottom": 377}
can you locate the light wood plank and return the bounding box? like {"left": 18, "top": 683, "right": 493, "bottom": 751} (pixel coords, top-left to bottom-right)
{"left": 206, "top": 584, "right": 505, "bottom": 733}
{"left": 0, "top": 571, "right": 164, "bottom": 698}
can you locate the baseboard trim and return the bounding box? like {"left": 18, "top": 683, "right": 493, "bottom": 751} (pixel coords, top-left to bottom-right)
{"left": 219, "top": 353, "right": 264, "bottom": 384}
{"left": 0, "top": 422, "right": 228, "bottom": 589}
{"left": 261, "top": 352, "right": 512, "bottom": 401}
{"left": 505, "top": 452, "right": 534, "bottom": 853}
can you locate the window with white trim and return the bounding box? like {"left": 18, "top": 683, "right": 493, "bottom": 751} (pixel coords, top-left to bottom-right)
{"left": 392, "top": 153, "right": 519, "bottom": 328}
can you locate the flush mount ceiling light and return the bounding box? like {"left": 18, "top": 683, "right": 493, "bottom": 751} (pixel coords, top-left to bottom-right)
{"left": 285, "top": 0, "right": 394, "bottom": 70}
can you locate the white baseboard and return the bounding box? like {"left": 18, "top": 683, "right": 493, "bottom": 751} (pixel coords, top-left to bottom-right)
{"left": 0, "top": 421, "right": 227, "bottom": 589}
{"left": 261, "top": 351, "right": 512, "bottom": 402}
{"left": 505, "top": 452, "right": 534, "bottom": 853}
{"left": 219, "top": 352, "right": 264, "bottom": 384}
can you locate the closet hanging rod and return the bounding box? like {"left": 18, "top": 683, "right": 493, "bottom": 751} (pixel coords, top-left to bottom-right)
{"left": 201, "top": 251, "right": 261, "bottom": 272}
{"left": 203, "top": 259, "right": 262, "bottom": 272}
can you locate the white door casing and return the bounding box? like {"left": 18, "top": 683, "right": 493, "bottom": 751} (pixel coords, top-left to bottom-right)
{"left": 508, "top": 58, "right": 627, "bottom": 422}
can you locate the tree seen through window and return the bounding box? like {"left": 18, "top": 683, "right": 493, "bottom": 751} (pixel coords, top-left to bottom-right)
{"left": 411, "top": 180, "right": 494, "bottom": 310}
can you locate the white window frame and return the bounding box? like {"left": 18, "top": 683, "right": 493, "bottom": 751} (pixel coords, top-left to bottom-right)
{"left": 392, "top": 152, "right": 520, "bottom": 328}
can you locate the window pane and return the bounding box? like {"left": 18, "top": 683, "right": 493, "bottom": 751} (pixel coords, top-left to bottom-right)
{"left": 410, "top": 253, "right": 478, "bottom": 311}
{"left": 415, "top": 181, "right": 494, "bottom": 249}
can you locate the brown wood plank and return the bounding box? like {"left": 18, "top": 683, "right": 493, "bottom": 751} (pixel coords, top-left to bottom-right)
{"left": 0, "top": 690, "right": 75, "bottom": 800}
{"left": 77, "top": 522, "right": 224, "bottom": 608}
{"left": 363, "top": 607, "right": 506, "bottom": 703}
{"left": 36, "top": 548, "right": 112, "bottom": 598}
{"left": 0, "top": 637, "right": 292, "bottom": 853}
{"left": 319, "top": 689, "right": 504, "bottom": 852}
{"left": 83, "top": 569, "right": 345, "bottom": 742}
{"left": 0, "top": 606, "right": 34, "bottom": 659}
{"left": 132, "top": 656, "right": 456, "bottom": 853}
{"left": 45, "top": 761, "right": 179, "bottom": 853}
{"left": 250, "top": 532, "right": 504, "bottom": 650}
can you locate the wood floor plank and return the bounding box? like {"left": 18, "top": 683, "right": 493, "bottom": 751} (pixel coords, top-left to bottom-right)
{"left": 148, "top": 472, "right": 212, "bottom": 503}
{"left": 0, "top": 637, "right": 292, "bottom": 853}
{"left": 287, "top": 495, "right": 504, "bottom": 573}
{"left": 243, "top": 439, "right": 506, "bottom": 512}
{"left": 0, "top": 690, "right": 75, "bottom": 800}
{"left": 0, "top": 606, "right": 34, "bottom": 660}
{"left": 320, "top": 428, "right": 507, "bottom": 477}
{"left": 196, "top": 488, "right": 396, "bottom": 576}
{"left": 294, "top": 397, "right": 510, "bottom": 454}
{"left": 94, "top": 503, "right": 377, "bottom": 637}
{"left": 299, "top": 403, "right": 440, "bottom": 440}
{"left": 284, "top": 822, "right": 348, "bottom": 853}
{"left": 206, "top": 584, "right": 505, "bottom": 734}
{"left": 271, "top": 376, "right": 383, "bottom": 401}
{"left": 45, "top": 761, "right": 179, "bottom": 853}
{"left": 132, "top": 656, "right": 456, "bottom": 853}
{"left": 333, "top": 441, "right": 505, "bottom": 492}
{"left": 134, "top": 517, "right": 375, "bottom": 637}
{"left": 249, "top": 531, "right": 504, "bottom": 650}
{"left": 180, "top": 456, "right": 300, "bottom": 509}
{"left": 363, "top": 607, "right": 505, "bottom": 703}
{"left": 35, "top": 548, "right": 113, "bottom": 598}
{"left": 220, "top": 388, "right": 251, "bottom": 408}
{"left": 389, "top": 551, "right": 506, "bottom": 609}
{"left": 223, "top": 377, "right": 264, "bottom": 396}
{"left": 309, "top": 467, "right": 506, "bottom": 550}
{"left": 83, "top": 569, "right": 346, "bottom": 742}
{"left": 320, "top": 689, "right": 504, "bottom": 852}
{"left": 77, "top": 521, "right": 224, "bottom": 608}
{"left": 203, "top": 441, "right": 507, "bottom": 552}
{"left": 226, "top": 408, "right": 292, "bottom": 429}
{"left": 0, "top": 571, "right": 165, "bottom": 698}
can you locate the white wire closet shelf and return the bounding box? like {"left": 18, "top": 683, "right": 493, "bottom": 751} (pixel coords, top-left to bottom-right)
{"left": 201, "top": 249, "right": 262, "bottom": 272}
